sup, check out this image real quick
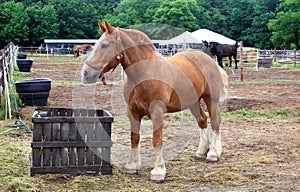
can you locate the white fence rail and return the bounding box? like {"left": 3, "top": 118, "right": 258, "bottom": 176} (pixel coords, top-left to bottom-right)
{"left": 1, "top": 43, "right": 18, "bottom": 119}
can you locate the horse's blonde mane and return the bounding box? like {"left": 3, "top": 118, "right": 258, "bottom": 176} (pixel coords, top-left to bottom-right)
{"left": 119, "top": 28, "right": 155, "bottom": 51}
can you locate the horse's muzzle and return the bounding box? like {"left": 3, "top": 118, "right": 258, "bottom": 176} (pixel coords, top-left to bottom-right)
{"left": 81, "top": 65, "right": 99, "bottom": 84}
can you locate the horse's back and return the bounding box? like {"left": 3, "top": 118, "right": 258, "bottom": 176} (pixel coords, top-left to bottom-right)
{"left": 171, "top": 51, "right": 228, "bottom": 102}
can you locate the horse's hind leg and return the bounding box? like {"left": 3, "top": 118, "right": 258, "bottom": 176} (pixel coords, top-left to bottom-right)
{"left": 190, "top": 101, "right": 209, "bottom": 159}
{"left": 124, "top": 109, "right": 142, "bottom": 174}
{"left": 204, "top": 98, "right": 222, "bottom": 162}
{"left": 217, "top": 55, "right": 224, "bottom": 68}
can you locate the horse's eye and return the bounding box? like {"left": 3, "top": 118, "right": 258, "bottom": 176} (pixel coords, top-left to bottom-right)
{"left": 102, "top": 43, "right": 109, "bottom": 48}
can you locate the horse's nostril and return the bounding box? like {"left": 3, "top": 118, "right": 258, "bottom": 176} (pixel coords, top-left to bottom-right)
{"left": 84, "top": 71, "right": 88, "bottom": 79}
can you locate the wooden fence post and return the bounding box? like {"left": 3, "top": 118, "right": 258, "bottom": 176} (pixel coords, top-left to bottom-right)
{"left": 256, "top": 48, "right": 259, "bottom": 71}
{"left": 240, "top": 41, "right": 244, "bottom": 82}
{"left": 294, "top": 49, "right": 296, "bottom": 68}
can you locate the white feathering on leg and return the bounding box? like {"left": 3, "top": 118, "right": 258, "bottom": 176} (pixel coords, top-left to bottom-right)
{"left": 196, "top": 128, "right": 210, "bottom": 158}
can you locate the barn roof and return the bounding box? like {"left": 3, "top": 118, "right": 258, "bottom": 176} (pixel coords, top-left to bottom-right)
{"left": 44, "top": 39, "right": 98, "bottom": 44}
{"left": 44, "top": 29, "right": 237, "bottom": 47}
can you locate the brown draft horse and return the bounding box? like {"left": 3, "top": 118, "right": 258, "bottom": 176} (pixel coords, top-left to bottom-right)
{"left": 73, "top": 44, "right": 92, "bottom": 58}
{"left": 81, "top": 20, "right": 228, "bottom": 182}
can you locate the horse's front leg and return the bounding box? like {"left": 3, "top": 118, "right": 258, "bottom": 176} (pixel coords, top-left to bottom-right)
{"left": 150, "top": 102, "right": 166, "bottom": 182}
{"left": 228, "top": 56, "right": 232, "bottom": 68}
{"left": 233, "top": 54, "right": 238, "bottom": 69}
{"left": 217, "top": 55, "right": 224, "bottom": 68}
{"left": 124, "top": 109, "right": 141, "bottom": 174}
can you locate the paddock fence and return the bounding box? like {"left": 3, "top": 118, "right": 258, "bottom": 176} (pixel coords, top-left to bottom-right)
{"left": 18, "top": 45, "right": 300, "bottom": 69}
{"left": 257, "top": 49, "right": 299, "bottom": 67}
{"left": 18, "top": 47, "right": 73, "bottom": 56}
{"left": 236, "top": 48, "right": 299, "bottom": 69}
{"left": 0, "top": 43, "right": 18, "bottom": 120}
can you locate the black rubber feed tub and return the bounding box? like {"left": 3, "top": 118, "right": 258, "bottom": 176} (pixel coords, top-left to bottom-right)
{"left": 17, "top": 53, "right": 27, "bottom": 59}
{"left": 15, "top": 78, "right": 51, "bottom": 106}
{"left": 15, "top": 78, "right": 51, "bottom": 93}
{"left": 18, "top": 92, "right": 50, "bottom": 106}
{"left": 16, "top": 59, "right": 33, "bottom": 72}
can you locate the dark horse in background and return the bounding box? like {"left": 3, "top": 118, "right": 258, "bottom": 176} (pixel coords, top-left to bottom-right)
{"left": 203, "top": 41, "right": 239, "bottom": 69}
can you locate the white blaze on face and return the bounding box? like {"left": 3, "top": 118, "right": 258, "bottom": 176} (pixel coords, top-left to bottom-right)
{"left": 86, "top": 33, "right": 107, "bottom": 63}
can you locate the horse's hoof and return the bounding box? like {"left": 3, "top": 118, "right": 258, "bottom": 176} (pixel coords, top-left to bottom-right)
{"left": 124, "top": 168, "right": 138, "bottom": 174}
{"left": 206, "top": 150, "right": 220, "bottom": 162}
{"left": 206, "top": 156, "right": 218, "bottom": 162}
{"left": 194, "top": 153, "right": 207, "bottom": 160}
{"left": 124, "top": 162, "right": 141, "bottom": 174}
{"left": 206, "top": 153, "right": 219, "bottom": 162}
{"left": 151, "top": 174, "right": 165, "bottom": 183}
{"left": 151, "top": 167, "right": 166, "bottom": 182}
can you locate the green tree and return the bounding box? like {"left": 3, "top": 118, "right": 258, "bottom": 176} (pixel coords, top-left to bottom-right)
{"left": 153, "top": 0, "right": 199, "bottom": 31}
{"left": 0, "top": 0, "right": 283, "bottom": 48}
{"left": 82, "top": 0, "right": 120, "bottom": 22}
{"left": 50, "top": 0, "right": 98, "bottom": 39}
{"left": 26, "top": 2, "right": 59, "bottom": 46}
{"left": 196, "top": 0, "right": 228, "bottom": 36}
{"left": 225, "top": 0, "right": 255, "bottom": 45}
{"left": 268, "top": 0, "right": 300, "bottom": 49}
{"left": 243, "top": 0, "right": 279, "bottom": 48}
{"left": 105, "top": 0, "right": 162, "bottom": 27}
{"left": 0, "top": 1, "right": 30, "bottom": 47}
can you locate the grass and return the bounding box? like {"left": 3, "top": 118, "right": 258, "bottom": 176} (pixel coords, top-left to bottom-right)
{"left": 0, "top": 132, "right": 37, "bottom": 191}
{"left": 221, "top": 107, "right": 297, "bottom": 119}
{"left": 119, "top": 107, "right": 296, "bottom": 124}
{"left": 274, "top": 62, "right": 300, "bottom": 70}
{"left": 0, "top": 109, "right": 299, "bottom": 191}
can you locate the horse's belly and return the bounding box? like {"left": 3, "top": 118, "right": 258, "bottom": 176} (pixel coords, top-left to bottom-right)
{"left": 125, "top": 79, "right": 201, "bottom": 115}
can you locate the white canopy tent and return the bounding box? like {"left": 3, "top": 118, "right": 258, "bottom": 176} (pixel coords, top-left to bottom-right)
{"left": 162, "top": 29, "right": 237, "bottom": 46}
{"left": 191, "top": 29, "right": 236, "bottom": 45}
{"left": 167, "top": 31, "right": 202, "bottom": 44}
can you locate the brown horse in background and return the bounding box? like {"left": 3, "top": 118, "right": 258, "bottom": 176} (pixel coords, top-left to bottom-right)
{"left": 81, "top": 20, "right": 228, "bottom": 182}
{"left": 73, "top": 44, "right": 92, "bottom": 58}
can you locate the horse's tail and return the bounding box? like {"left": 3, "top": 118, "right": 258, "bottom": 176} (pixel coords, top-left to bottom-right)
{"left": 218, "top": 66, "right": 228, "bottom": 103}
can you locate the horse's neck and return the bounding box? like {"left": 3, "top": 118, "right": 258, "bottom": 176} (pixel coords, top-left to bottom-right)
{"left": 120, "top": 29, "right": 160, "bottom": 71}
{"left": 121, "top": 44, "right": 165, "bottom": 81}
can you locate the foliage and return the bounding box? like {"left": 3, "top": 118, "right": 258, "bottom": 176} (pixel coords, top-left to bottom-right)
{"left": 0, "top": 1, "right": 30, "bottom": 47}
{"left": 50, "top": 0, "right": 98, "bottom": 39}
{"left": 242, "top": 0, "right": 279, "bottom": 48}
{"left": 153, "top": 0, "right": 199, "bottom": 31}
{"left": 268, "top": 0, "right": 300, "bottom": 49}
{"left": 106, "top": 0, "right": 162, "bottom": 27}
{"left": 1, "top": 0, "right": 297, "bottom": 49}
{"left": 128, "top": 23, "right": 184, "bottom": 40}
{"left": 26, "top": 2, "right": 59, "bottom": 46}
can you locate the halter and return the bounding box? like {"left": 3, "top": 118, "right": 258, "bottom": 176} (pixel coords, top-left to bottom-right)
{"left": 85, "top": 28, "right": 124, "bottom": 77}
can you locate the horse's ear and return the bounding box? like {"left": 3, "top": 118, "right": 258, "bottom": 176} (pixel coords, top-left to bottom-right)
{"left": 98, "top": 20, "right": 106, "bottom": 33}
{"left": 104, "top": 20, "right": 114, "bottom": 33}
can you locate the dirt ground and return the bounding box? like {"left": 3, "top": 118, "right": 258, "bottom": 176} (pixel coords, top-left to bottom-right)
{"left": 15, "top": 55, "right": 300, "bottom": 191}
